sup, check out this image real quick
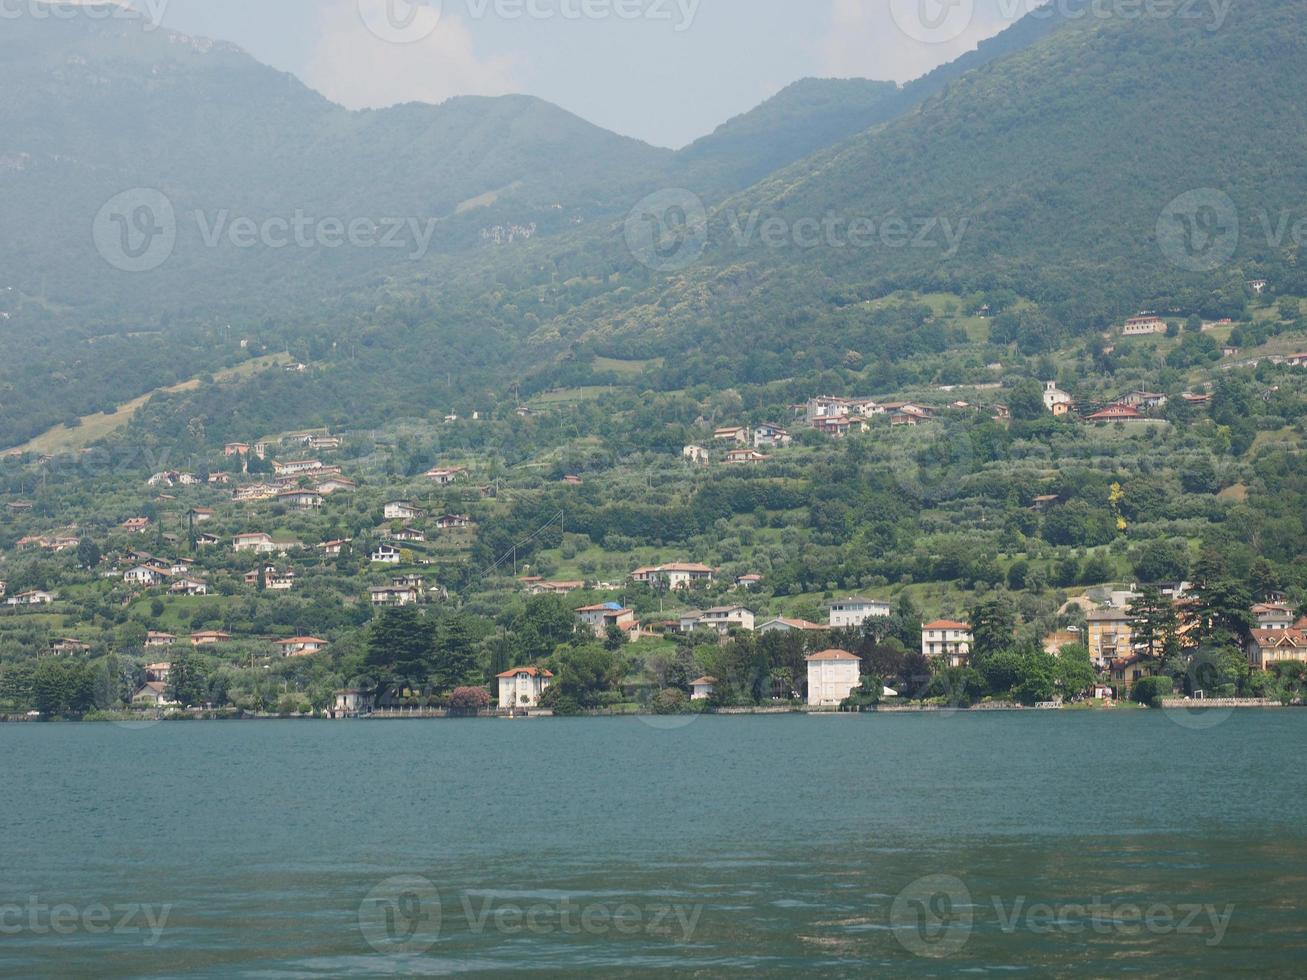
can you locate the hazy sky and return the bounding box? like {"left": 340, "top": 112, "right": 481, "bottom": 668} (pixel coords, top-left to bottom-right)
{"left": 144, "top": 0, "right": 1032, "bottom": 148}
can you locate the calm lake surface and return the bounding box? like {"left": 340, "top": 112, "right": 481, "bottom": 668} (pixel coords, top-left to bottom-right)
{"left": 2, "top": 711, "right": 1305, "bottom": 977}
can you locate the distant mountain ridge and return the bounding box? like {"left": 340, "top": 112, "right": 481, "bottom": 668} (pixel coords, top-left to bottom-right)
{"left": 0, "top": 1, "right": 1118, "bottom": 448}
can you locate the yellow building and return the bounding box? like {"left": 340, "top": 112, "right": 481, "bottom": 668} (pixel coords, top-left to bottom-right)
{"left": 1086, "top": 609, "right": 1134, "bottom": 667}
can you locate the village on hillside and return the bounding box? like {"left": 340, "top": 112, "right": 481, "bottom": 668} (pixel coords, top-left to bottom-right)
{"left": 1, "top": 301, "right": 1305, "bottom": 719}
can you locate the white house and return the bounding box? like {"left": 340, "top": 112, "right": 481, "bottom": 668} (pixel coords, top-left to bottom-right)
{"left": 169, "top": 578, "right": 209, "bottom": 596}
{"left": 690, "top": 676, "right": 717, "bottom": 701}
{"left": 828, "top": 597, "right": 891, "bottom": 629}
{"left": 278, "top": 489, "right": 323, "bottom": 509}
{"left": 132, "top": 681, "right": 177, "bottom": 707}
{"left": 389, "top": 527, "right": 427, "bottom": 543}
{"left": 435, "top": 514, "right": 472, "bottom": 530}
{"left": 371, "top": 544, "right": 402, "bottom": 564}
{"left": 1253, "top": 603, "right": 1297, "bottom": 631}
{"left": 385, "top": 502, "right": 425, "bottom": 521}
{"left": 806, "top": 649, "right": 862, "bottom": 706}
{"left": 124, "top": 566, "right": 163, "bottom": 587}
{"left": 426, "top": 466, "right": 468, "bottom": 485}
{"left": 145, "top": 632, "right": 176, "bottom": 648}
{"left": 273, "top": 459, "right": 322, "bottom": 476}
{"left": 631, "top": 563, "right": 717, "bottom": 589}
{"left": 753, "top": 423, "right": 791, "bottom": 449}
{"left": 921, "top": 620, "right": 973, "bottom": 666}
{"left": 497, "top": 667, "right": 553, "bottom": 708}
{"left": 370, "top": 585, "right": 418, "bottom": 606}
{"left": 6, "top": 590, "right": 55, "bottom": 606}
{"left": 1043, "top": 381, "right": 1073, "bottom": 416}
{"left": 233, "top": 532, "right": 275, "bottom": 553}
{"left": 275, "top": 636, "right": 328, "bottom": 657}
{"left": 334, "top": 689, "right": 374, "bottom": 716}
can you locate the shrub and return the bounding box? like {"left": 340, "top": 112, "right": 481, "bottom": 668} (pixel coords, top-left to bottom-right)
{"left": 449, "top": 686, "right": 491, "bottom": 714}
{"left": 1131, "top": 675, "right": 1174, "bottom": 707}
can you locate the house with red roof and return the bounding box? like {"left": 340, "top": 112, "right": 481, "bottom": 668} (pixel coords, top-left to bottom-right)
{"left": 1086, "top": 404, "right": 1146, "bottom": 422}
{"left": 806, "top": 649, "right": 862, "bottom": 706}
{"left": 1247, "top": 628, "right": 1307, "bottom": 672}
{"left": 922, "top": 620, "right": 973, "bottom": 666}
{"left": 275, "top": 637, "right": 328, "bottom": 657}
{"left": 497, "top": 666, "right": 553, "bottom": 708}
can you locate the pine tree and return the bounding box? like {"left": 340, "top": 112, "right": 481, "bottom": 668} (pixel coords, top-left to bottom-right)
{"left": 1127, "top": 586, "right": 1179, "bottom": 659}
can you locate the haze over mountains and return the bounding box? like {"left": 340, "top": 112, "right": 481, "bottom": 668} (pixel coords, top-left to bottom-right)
{"left": 1, "top": 0, "right": 1304, "bottom": 450}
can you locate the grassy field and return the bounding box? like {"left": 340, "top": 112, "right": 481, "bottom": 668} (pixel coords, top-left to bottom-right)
{"left": 531, "top": 386, "right": 620, "bottom": 406}
{"left": 6, "top": 353, "right": 293, "bottom": 456}
{"left": 593, "top": 356, "right": 665, "bottom": 375}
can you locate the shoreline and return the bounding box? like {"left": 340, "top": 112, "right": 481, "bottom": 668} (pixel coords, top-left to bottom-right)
{"left": 1, "top": 699, "right": 1296, "bottom": 724}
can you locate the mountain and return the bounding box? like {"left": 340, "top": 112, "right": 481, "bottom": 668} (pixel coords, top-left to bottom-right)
{"left": 0, "top": 9, "right": 675, "bottom": 316}
{"left": 1, "top": 3, "right": 987, "bottom": 448}
{"left": 534, "top": 0, "right": 1307, "bottom": 376}
{"left": 676, "top": 78, "right": 905, "bottom": 196}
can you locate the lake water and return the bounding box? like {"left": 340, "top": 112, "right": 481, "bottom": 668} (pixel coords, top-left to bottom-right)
{"left": 1, "top": 711, "right": 1305, "bottom": 976}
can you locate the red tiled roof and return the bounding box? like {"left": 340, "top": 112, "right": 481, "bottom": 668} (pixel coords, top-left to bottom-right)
{"left": 496, "top": 667, "right": 554, "bottom": 679}
{"left": 923, "top": 620, "right": 971, "bottom": 631}
{"left": 806, "top": 649, "right": 861, "bottom": 662}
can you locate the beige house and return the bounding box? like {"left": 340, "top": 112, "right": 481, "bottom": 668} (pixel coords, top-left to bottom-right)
{"left": 1122, "top": 315, "right": 1167, "bottom": 336}
{"left": 695, "top": 606, "right": 758, "bottom": 637}
{"left": 921, "top": 620, "right": 973, "bottom": 666}
{"left": 1086, "top": 609, "right": 1135, "bottom": 667}
{"left": 576, "top": 603, "right": 636, "bottom": 638}
{"left": 497, "top": 667, "right": 553, "bottom": 708}
{"left": 806, "top": 649, "right": 862, "bottom": 706}
{"left": 1247, "top": 629, "right": 1307, "bottom": 671}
